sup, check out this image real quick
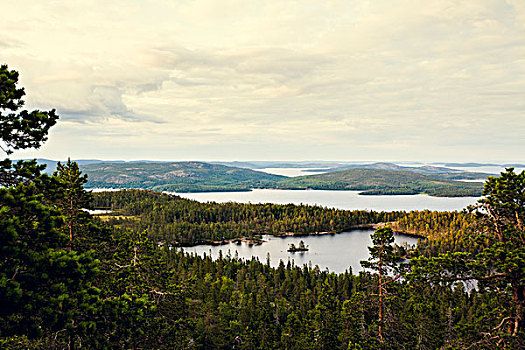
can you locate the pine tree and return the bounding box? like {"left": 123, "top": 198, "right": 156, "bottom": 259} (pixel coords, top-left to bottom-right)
{"left": 410, "top": 168, "right": 525, "bottom": 347}
{"left": 361, "top": 226, "right": 403, "bottom": 345}
{"left": 0, "top": 64, "right": 100, "bottom": 347}
{"left": 0, "top": 64, "right": 58, "bottom": 155}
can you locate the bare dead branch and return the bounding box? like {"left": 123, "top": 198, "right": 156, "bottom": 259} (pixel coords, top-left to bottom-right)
{"left": 384, "top": 273, "right": 403, "bottom": 286}
{"left": 492, "top": 316, "right": 514, "bottom": 332}
{"left": 150, "top": 289, "right": 168, "bottom": 295}
{"left": 114, "top": 263, "right": 132, "bottom": 269}
{"left": 9, "top": 267, "right": 20, "bottom": 281}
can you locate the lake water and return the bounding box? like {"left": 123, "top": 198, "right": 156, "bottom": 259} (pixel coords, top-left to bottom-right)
{"left": 91, "top": 164, "right": 514, "bottom": 274}
{"left": 170, "top": 165, "right": 480, "bottom": 211}
{"left": 172, "top": 187, "right": 476, "bottom": 274}
{"left": 171, "top": 189, "right": 478, "bottom": 212}
{"left": 183, "top": 229, "right": 420, "bottom": 274}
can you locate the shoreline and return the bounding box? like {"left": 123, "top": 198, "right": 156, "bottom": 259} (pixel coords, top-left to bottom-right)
{"left": 87, "top": 186, "right": 480, "bottom": 198}
{"left": 172, "top": 222, "right": 418, "bottom": 248}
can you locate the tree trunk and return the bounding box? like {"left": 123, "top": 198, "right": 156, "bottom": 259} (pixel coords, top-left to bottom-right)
{"left": 512, "top": 283, "right": 524, "bottom": 336}
{"left": 379, "top": 248, "right": 383, "bottom": 343}
{"left": 69, "top": 197, "right": 73, "bottom": 246}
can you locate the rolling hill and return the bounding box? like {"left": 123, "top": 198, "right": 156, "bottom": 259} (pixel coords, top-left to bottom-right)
{"left": 275, "top": 168, "right": 483, "bottom": 197}
{"left": 302, "top": 162, "right": 493, "bottom": 180}
{"left": 82, "top": 161, "right": 285, "bottom": 192}
{"left": 69, "top": 160, "right": 487, "bottom": 196}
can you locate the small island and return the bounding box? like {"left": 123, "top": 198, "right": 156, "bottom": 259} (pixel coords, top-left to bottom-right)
{"left": 287, "top": 240, "right": 309, "bottom": 252}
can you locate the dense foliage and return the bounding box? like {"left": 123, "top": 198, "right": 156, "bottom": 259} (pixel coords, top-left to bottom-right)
{"left": 392, "top": 210, "right": 480, "bottom": 256}
{"left": 91, "top": 190, "right": 403, "bottom": 245}
{"left": 410, "top": 168, "right": 525, "bottom": 348}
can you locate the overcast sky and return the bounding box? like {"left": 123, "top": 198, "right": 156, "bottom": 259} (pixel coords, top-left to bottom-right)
{"left": 2, "top": 0, "right": 524, "bottom": 162}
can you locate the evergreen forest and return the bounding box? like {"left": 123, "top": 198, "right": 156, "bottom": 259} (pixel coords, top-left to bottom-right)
{"left": 1, "top": 65, "right": 524, "bottom": 349}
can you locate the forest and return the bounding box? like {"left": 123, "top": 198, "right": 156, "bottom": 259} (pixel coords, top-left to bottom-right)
{"left": 1, "top": 64, "right": 524, "bottom": 349}
{"left": 91, "top": 189, "right": 403, "bottom": 245}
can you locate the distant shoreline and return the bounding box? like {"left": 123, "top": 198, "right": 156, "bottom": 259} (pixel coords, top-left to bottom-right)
{"left": 88, "top": 186, "right": 481, "bottom": 198}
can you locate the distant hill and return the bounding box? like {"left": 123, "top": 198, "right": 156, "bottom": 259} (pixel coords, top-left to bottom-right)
{"left": 210, "top": 161, "right": 261, "bottom": 169}
{"left": 213, "top": 161, "right": 349, "bottom": 169}
{"left": 437, "top": 162, "right": 525, "bottom": 168}
{"left": 276, "top": 168, "right": 484, "bottom": 197}
{"left": 303, "top": 162, "right": 493, "bottom": 180}
{"left": 15, "top": 158, "right": 130, "bottom": 174}
{"left": 82, "top": 161, "right": 285, "bottom": 192}
{"left": 83, "top": 161, "right": 485, "bottom": 196}
{"left": 23, "top": 159, "right": 488, "bottom": 196}
{"left": 436, "top": 162, "right": 500, "bottom": 167}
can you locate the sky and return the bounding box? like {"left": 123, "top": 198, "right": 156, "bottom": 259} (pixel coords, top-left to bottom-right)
{"left": 2, "top": 0, "right": 524, "bottom": 162}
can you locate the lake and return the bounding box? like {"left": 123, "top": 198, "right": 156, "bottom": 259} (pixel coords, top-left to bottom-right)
{"left": 172, "top": 186, "right": 476, "bottom": 274}
{"left": 183, "top": 229, "right": 420, "bottom": 274}
{"left": 170, "top": 189, "right": 479, "bottom": 212}
{"left": 95, "top": 164, "right": 498, "bottom": 274}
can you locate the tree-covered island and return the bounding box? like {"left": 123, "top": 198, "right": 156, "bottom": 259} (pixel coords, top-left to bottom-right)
{"left": 287, "top": 240, "right": 309, "bottom": 252}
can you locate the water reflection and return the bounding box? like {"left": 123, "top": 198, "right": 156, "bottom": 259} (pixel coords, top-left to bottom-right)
{"left": 182, "top": 229, "right": 420, "bottom": 274}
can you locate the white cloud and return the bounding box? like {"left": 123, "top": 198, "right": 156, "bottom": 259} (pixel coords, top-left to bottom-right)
{"left": 2, "top": 0, "right": 524, "bottom": 162}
